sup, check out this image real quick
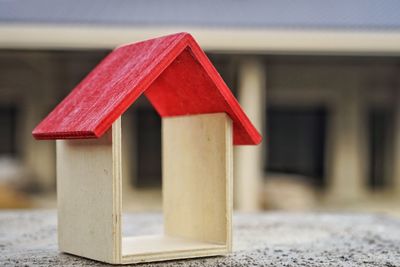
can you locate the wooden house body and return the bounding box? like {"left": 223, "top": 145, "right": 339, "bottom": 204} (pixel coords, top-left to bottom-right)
{"left": 33, "top": 33, "right": 261, "bottom": 264}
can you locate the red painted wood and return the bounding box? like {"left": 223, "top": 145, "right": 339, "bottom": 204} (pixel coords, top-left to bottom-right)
{"left": 32, "top": 32, "right": 262, "bottom": 145}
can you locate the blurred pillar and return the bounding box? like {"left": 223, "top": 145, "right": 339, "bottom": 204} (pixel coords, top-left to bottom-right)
{"left": 121, "top": 111, "right": 137, "bottom": 197}
{"left": 24, "top": 97, "right": 56, "bottom": 191}
{"left": 235, "top": 58, "right": 265, "bottom": 211}
{"left": 328, "top": 86, "right": 367, "bottom": 200}
{"left": 23, "top": 54, "right": 58, "bottom": 191}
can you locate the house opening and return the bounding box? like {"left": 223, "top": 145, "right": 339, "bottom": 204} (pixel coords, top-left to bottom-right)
{"left": 120, "top": 98, "right": 232, "bottom": 260}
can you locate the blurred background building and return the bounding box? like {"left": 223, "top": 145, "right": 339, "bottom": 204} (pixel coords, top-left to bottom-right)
{"left": 0, "top": 0, "right": 400, "bottom": 215}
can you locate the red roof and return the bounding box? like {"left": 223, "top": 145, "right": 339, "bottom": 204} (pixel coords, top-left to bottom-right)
{"left": 32, "top": 33, "right": 261, "bottom": 145}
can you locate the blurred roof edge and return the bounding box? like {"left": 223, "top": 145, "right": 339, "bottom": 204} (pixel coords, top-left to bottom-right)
{"left": 1, "top": 24, "right": 400, "bottom": 55}
{"left": 1, "top": 0, "right": 400, "bottom": 54}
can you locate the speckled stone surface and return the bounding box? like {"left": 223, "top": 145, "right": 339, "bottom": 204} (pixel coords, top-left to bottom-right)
{"left": 0, "top": 210, "right": 399, "bottom": 266}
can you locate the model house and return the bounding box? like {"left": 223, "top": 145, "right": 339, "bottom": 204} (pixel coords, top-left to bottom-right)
{"left": 32, "top": 33, "right": 261, "bottom": 264}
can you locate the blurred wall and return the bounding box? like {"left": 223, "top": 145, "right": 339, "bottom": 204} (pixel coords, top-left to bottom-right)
{"left": 0, "top": 50, "right": 400, "bottom": 213}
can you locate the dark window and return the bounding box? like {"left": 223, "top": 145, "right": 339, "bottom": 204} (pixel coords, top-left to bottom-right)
{"left": 0, "top": 106, "right": 17, "bottom": 156}
{"left": 368, "top": 109, "right": 393, "bottom": 189}
{"left": 265, "top": 107, "right": 327, "bottom": 186}
{"left": 135, "top": 108, "right": 162, "bottom": 188}
{"left": 207, "top": 54, "right": 238, "bottom": 97}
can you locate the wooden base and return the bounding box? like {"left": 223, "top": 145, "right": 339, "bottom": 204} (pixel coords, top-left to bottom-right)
{"left": 121, "top": 235, "right": 227, "bottom": 264}
{"left": 56, "top": 113, "right": 233, "bottom": 264}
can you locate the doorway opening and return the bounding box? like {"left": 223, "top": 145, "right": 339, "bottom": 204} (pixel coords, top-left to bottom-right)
{"left": 120, "top": 101, "right": 230, "bottom": 260}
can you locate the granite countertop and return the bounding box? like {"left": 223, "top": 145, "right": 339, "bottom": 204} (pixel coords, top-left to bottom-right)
{"left": 0, "top": 210, "right": 399, "bottom": 266}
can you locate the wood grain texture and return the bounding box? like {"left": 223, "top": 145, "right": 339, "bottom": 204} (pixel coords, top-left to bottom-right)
{"left": 56, "top": 118, "right": 122, "bottom": 264}
{"left": 56, "top": 114, "right": 232, "bottom": 264}
{"left": 32, "top": 32, "right": 261, "bottom": 145}
{"left": 120, "top": 113, "right": 233, "bottom": 264}
{"left": 121, "top": 235, "right": 227, "bottom": 264}
{"left": 163, "top": 113, "right": 233, "bottom": 251}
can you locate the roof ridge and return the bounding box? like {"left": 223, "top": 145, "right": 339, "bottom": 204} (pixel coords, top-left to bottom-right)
{"left": 33, "top": 32, "right": 261, "bottom": 145}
